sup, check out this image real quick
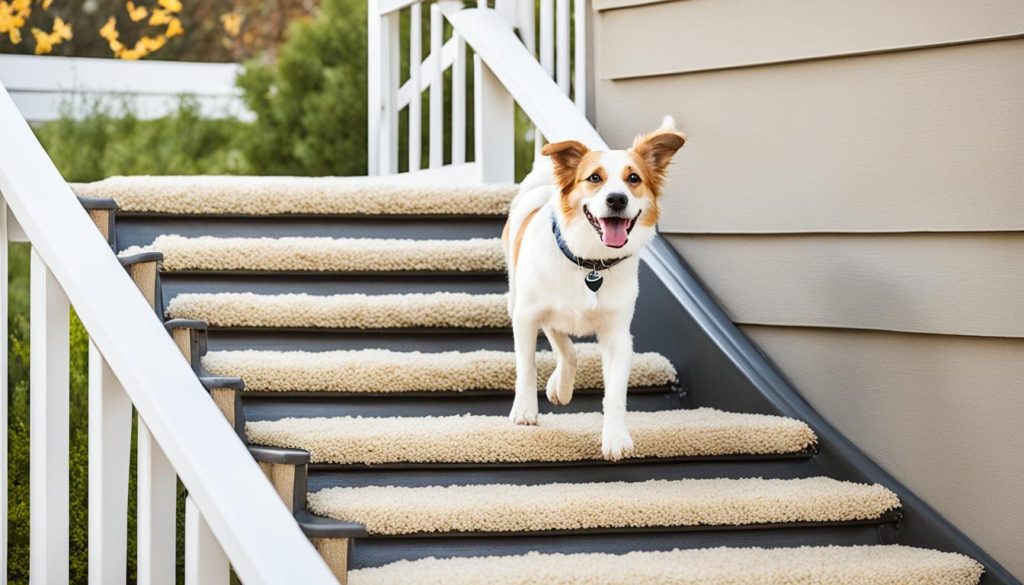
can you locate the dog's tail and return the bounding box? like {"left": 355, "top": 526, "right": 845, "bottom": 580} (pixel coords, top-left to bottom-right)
{"left": 509, "top": 155, "right": 555, "bottom": 213}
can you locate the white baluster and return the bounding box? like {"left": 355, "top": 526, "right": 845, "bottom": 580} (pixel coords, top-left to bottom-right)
{"left": 474, "top": 55, "right": 515, "bottom": 183}
{"left": 185, "top": 496, "right": 230, "bottom": 585}
{"left": 137, "top": 420, "right": 178, "bottom": 585}
{"left": 429, "top": 3, "right": 445, "bottom": 168}
{"left": 88, "top": 342, "right": 132, "bottom": 585}
{"left": 538, "top": 0, "right": 555, "bottom": 155}
{"left": 555, "top": 0, "right": 570, "bottom": 95}
{"left": 29, "top": 248, "right": 70, "bottom": 585}
{"left": 380, "top": 10, "right": 401, "bottom": 174}
{"left": 0, "top": 203, "right": 7, "bottom": 585}
{"left": 409, "top": 1, "right": 423, "bottom": 172}
{"left": 451, "top": 32, "right": 467, "bottom": 164}
{"left": 367, "top": 0, "right": 382, "bottom": 175}
{"left": 573, "top": 0, "right": 587, "bottom": 112}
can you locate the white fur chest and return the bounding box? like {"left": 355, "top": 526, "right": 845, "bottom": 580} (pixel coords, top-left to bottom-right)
{"left": 512, "top": 207, "right": 640, "bottom": 337}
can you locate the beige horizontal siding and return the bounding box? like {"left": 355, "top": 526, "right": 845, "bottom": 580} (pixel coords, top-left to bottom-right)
{"left": 744, "top": 325, "right": 1024, "bottom": 578}
{"left": 595, "top": 39, "right": 1024, "bottom": 233}
{"left": 594, "top": 0, "right": 1024, "bottom": 79}
{"left": 667, "top": 233, "right": 1024, "bottom": 338}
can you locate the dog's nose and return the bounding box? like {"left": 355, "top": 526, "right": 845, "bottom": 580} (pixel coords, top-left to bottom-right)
{"left": 606, "top": 193, "right": 628, "bottom": 212}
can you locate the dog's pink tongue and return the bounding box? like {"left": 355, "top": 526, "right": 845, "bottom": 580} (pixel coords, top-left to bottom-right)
{"left": 598, "top": 217, "right": 629, "bottom": 247}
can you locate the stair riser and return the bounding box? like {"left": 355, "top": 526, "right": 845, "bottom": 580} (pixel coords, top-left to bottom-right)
{"left": 115, "top": 215, "right": 505, "bottom": 252}
{"left": 347, "top": 524, "right": 889, "bottom": 570}
{"left": 307, "top": 458, "right": 818, "bottom": 490}
{"left": 161, "top": 273, "right": 506, "bottom": 310}
{"left": 241, "top": 390, "right": 683, "bottom": 421}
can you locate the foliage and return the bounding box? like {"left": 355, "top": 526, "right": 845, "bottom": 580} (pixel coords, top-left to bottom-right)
{"left": 236, "top": 0, "right": 367, "bottom": 176}
{"left": 34, "top": 97, "right": 251, "bottom": 182}
{"left": 0, "top": 0, "right": 314, "bottom": 61}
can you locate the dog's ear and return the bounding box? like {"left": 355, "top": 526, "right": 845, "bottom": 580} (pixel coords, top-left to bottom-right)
{"left": 542, "top": 140, "right": 590, "bottom": 193}
{"left": 631, "top": 116, "right": 686, "bottom": 190}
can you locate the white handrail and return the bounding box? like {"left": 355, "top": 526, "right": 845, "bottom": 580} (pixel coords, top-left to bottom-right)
{"left": 444, "top": 6, "right": 605, "bottom": 149}
{"left": 0, "top": 84, "right": 336, "bottom": 583}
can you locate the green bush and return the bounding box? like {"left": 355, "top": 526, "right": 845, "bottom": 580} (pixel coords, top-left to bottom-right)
{"left": 34, "top": 98, "right": 251, "bottom": 183}
{"left": 237, "top": 0, "right": 368, "bottom": 176}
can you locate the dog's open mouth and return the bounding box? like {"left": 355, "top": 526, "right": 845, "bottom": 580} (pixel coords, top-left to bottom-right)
{"left": 585, "top": 208, "right": 641, "bottom": 249}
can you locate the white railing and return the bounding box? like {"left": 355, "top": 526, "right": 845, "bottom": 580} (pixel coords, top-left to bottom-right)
{"left": 367, "top": 0, "right": 590, "bottom": 178}
{"left": 0, "top": 54, "right": 250, "bottom": 122}
{"left": 0, "top": 85, "right": 335, "bottom": 584}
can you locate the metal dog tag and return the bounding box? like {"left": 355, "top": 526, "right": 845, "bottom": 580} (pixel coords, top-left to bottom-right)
{"left": 584, "top": 270, "right": 603, "bottom": 292}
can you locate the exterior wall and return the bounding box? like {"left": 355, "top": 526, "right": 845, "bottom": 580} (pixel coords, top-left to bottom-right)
{"left": 592, "top": 1, "right": 1024, "bottom": 578}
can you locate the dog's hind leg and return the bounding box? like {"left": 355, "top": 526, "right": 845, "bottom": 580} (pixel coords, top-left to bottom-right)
{"left": 543, "top": 327, "right": 576, "bottom": 406}
{"left": 509, "top": 312, "right": 541, "bottom": 425}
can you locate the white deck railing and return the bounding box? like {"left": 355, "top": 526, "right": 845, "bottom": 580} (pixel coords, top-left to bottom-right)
{"left": 0, "top": 85, "right": 335, "bottom": 584}
{"left": 367, "top": 0, "right": 591, "bottom": 178}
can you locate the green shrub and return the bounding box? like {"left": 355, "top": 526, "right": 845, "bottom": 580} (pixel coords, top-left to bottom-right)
{"left": 237, "top": 0, "right": 368, "bottom": 176}
{"left": 34, "top": 98, "right": 251, "bottom": 183}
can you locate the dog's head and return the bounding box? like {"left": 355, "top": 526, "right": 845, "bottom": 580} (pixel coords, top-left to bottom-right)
{"left": 542, "top": 116, "right": 686, "bottom": 258}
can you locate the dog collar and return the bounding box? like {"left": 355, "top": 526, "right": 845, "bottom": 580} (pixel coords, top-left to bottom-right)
{"left": 551, "top": 215, "right": 629, "bottom": 292}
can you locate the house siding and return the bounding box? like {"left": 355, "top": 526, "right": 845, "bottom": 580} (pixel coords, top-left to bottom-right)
{"left": 592, "top": 1, "right": 1024, "bottom": 578}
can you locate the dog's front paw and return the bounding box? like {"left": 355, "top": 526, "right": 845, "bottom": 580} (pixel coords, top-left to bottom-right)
{"left": 601, "top": 424, "right": 634, "bottom": 461}
{"left": 509, "top": 397, "right": 539, "bottom": 425}
{"left": 545, "top": 367, "right": 574, "bottom": 406}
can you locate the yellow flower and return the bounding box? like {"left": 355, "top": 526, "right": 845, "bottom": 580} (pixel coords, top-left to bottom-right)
{"left": 139, "top": 33, "right": 164, "bottom": 51}
{"left": 148, "top": 7, "right": 170, "bottom": 25}
{"left": 119, "top": 47, "right": 142, "bottom": 60}
{"left": 31, "top": 26, "right": 52, "bottom": 53}
{"left": 8, "top": 26, "right": 21, "bottom": 44}
{"left": 99, "top": 15, "right": 118, "bottom": 41}
{"left": 164, "top": 16, "right": 182, "bottom": 37}
{"left": 12, "top": 0, "right": 30, "bottom": 12}
{"left": 126, "top": 0, "right": 147, "bottom": 21}
{"left": 108, "top": 38, "right": 123, "bottom": 52}
{"left": 220, "top": 11, "right": 242, "bottom": 37}
{"left": 52, "top": 16, "right": 71, "bottom": 40}
{"left": 38, "top": 0, "right": 51, "bottom": 9}
{"left": 157, "top": 0, "right": 180, "bottom": 13}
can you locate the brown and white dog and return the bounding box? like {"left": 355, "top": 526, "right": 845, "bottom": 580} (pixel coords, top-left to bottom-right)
{"left": 502, "top": 117, "right": 686, "bottom": 460}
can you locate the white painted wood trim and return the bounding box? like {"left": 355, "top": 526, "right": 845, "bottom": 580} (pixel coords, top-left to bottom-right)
{"left": 451, "top": 34, "right": 467, "bottom": 164}
{"left": 573, "top": 0, "right": 587, "bottom": 111}
{"left": 409, "top": 1, "right": 423, "bottom": 172}
{"left": 447, "top": 8, "right": 606, "bottom": 148}
{"left": 29, "top": 248, "right": 70, "bottom": 585}
{"left": 556, "top": 0, "right": 571, "bottom": 95}
{"left": 473, "top": 55, "right": 515, "bottom": 183}
{"left": 137, "top": 420, "right": 178, "bottom": 585}
{"left": 367, "top": 0, "right": 382, "bottom": 174}
{"left": 381, "top": 12, "right": 401, "bottom": 174}
{"left": 0, "top": 82, "right": 335, "bottom": 583}
{"left": 397, "top": 36, "right": 457, "bottom": 109}
{"left": 185, "top": 497, "right": 230, "bottom": 585}
{"left": 88, "top": 341, "right": 133, "bottom": 585}
{"left": 429, "top": 3, "right": 446, "bottom": 168}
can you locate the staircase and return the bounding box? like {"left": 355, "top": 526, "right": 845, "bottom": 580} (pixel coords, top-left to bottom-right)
{"left": 73, "top": 176, "right": 986, "bottom": 584}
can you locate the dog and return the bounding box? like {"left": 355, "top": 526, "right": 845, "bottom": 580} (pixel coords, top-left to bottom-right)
{"left": 501, "top": 116, "right": 686, "bottom": 461}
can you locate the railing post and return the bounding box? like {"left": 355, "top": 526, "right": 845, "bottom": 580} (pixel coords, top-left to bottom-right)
{"left": 380, "top": 10, "right": 401, "bottom": 174}
{"left": 367, "top": 0, "right": 382, "bottom": 175}
{"left": 29, "top": 248, "right": 70, "bottom": 585}
{"left": 0, "top": 203, "right": 7, "bottom": 585}
{"left": 137, "top": 419, "right": 178, "bottom": 585}
{"left": 88, "top": 341, "right": 132, "bottom": 585}
{"left": 429, "top": 3, "right": 445, "bottom": 169}
{"left": 474, "top": 55, "right": 515, "bottom": 183}
{"left": 185, "top": 496, "right": 230, "bottom": 585}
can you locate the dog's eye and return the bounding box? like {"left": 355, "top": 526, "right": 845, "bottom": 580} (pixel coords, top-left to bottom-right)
{"left": 587, "top": 173, "right": 602, "bottom": 183}
{"left": 627, "top": 173, "right": 641, "bottom": 185}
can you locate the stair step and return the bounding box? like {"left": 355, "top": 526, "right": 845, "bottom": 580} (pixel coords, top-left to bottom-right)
{"left": 73, "top": 176, "right": 517, "bottom": 216}
{"left": 166, "top": 291, "right": 509, "bottom": 329}
{"left": 202, "top": 344, "right": 676, "bottom": 393}
{"left": 123, "top": 234, "right": 504, "bottom": 273}
{"left": 247, "top": 409, "right": 814, "bottom": 465}
{"left": 306, "top": 477, "right": 900, "bottom": 536}
{"left": 347, "top": 545, "right": 983, "bottom": 585}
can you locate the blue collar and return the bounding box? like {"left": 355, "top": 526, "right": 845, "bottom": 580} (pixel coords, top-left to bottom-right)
{"left": 551, "top": 215, "right": 629, "bottom": 271}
